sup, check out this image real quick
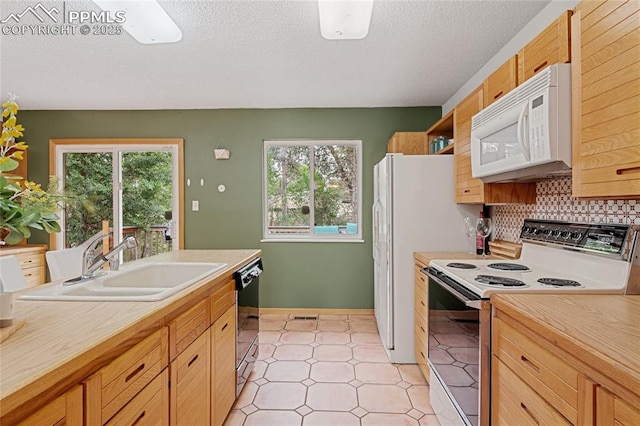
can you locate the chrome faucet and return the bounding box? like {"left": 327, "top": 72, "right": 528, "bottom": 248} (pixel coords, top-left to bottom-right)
{"left": 80, "top": 234, "right": 138, "bottom": 280}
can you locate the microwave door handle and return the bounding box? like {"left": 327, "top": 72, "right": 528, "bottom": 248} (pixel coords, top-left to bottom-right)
{"left": 517, "top": 104, "right": 531, "bottom": 161}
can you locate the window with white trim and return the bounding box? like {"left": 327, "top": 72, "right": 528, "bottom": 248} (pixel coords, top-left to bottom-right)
{"left": 263, "top": 140, "right": 362, "bottom": 241}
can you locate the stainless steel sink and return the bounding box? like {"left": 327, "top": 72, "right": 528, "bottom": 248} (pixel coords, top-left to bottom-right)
{"left": 19, "top": 262, "right": 227, "bottom": 302}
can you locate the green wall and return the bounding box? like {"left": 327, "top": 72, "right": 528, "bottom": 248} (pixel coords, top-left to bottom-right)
{"left": 21, "top": 107, "right": 440, "bottom": 308}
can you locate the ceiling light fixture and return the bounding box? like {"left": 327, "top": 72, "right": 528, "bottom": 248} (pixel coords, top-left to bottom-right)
{"left": 318, "top": 0, "right": 374, "bottom": 40}
{"left": 92, "top": 0, "right": 182, "bottom": 44}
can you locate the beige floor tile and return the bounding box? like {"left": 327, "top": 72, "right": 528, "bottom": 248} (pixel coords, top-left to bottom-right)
{"left": 361, "top": 413, "right": 419, "bottom": 426}
{"left": 419, "top": 414, "right": 441, "bottom": 425}
{"left": 265, "top": 361, "right": 311, "bottom": 382}
{"left": 234, "top": 382, "right": 259, "bottom": 408}
{"left": 317, "top": 320, "right": 348, "bottom": 332}
{"left": 273, "top": 344, "right": 314, "bottom": 361}
{"left": 313, "top": 345, "right": 353, "bottom": 362}
{"left": 310, "top": 361, "right": 355, "bottom": 383}
{"left": 260, "top": 319, "right": 286, "bottom": 331}
{"left": 407, "top": 386, "right": 434, "bottom": 414}
{"left": 432, "top": 333, "right": 478, "bottom": 347}
{"left": 355, "top": 363, "right": 401, "bottom": 384}
{"left": 318, "top": 314, "right": 348, "bottom": 320}
{"left": 302, "top": 411, "right": 360, "bottom": 425}
{"left": 285, "top": 320, "right": 318, "bottom": 331}
{"left": 250, "top": 360, "right": 267, "bottom": 380}
{"left": 398, "top": 364, "right": 428, "bottom": 385}
{"left": 257, "top": 344, "right": 275, "bottom": 360}
{"left": 358, "top": 384, "right": 412, "bottom": 413}
{"left": 260, "top": 313, "right": 291, "bottom": 320}
{"left": 279, "top": 331, "right": 316, "bottom": 344}
{"left": 315, "top": 331, "right": 351, "bottom": 345}
{"left": 306, "top": 383, "right": 358, "bottom": 411}
{"left": 352, "top": 345, "right": 389, "bottom": 362}
{"left": 258, "top": 331, "right": 282, "bottom": 344}
{"left": 351, "top": 332, "right": 382, "bottom": 345}
{"left": 348, "top": 314, "right": 376, "bottom": 321}
{"left": 244, "top": 410, "right": 302, "bottom": 426}
{"left": 349, "top": 321, "right": 379, "bottom": 333}
{"left": 223, "top": 409, "right": 246, "bottom": 426}
{"left": 253, "top": 382, "right": 307, "bottom": 410}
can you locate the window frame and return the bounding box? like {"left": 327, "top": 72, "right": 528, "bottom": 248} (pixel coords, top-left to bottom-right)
{"left": 262, "top": 139, "right": 363, "bottom": 243}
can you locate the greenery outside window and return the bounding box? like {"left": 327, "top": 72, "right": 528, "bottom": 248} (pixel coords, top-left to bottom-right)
{"left": 263, "top": 140, "right": 362, "bottom": 241}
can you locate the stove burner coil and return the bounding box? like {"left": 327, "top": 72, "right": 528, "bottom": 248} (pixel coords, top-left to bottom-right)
{"left": 475, "top": 275, "right": 526, "bottom": 287}
{"left": 487, "top": 263, "right": 530, "bottom": 272}
{"left": 537, "top": 278, "right": 582, "bottom": 287}
{"left": 446, "top": 262, "right": 478, "bottom": 270}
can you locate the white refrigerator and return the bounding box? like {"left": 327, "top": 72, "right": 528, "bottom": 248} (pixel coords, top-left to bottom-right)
{"left": 373, "top": 154, "right": 478, "bottom": 363}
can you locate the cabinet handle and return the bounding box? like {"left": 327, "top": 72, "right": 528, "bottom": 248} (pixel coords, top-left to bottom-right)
{"left": 188, "top": 354, "right": 199, "bottom": 367}
{"left": 464, "top": 189, "right": 470, "bottom": 193}
{"left": 420, "top": 326, "right": 426, "bottom": 333}
{"left": 520, "top": 402, "right": 540, "bottom": 425}
{"left": 533, "top": 61, "right": 548, "bottom": 74}
{"left": 221, "top": 323, "right": 228, "bottom": 331}
{"left": 125, "top": 363, "right": 145, "bottom": 383}
{"left": 520, "top": 355, "right": 540, "bottom": 373}
{"left": 420, "top": 301, "right": 425, "bottom": 307}
{"left": 420, "top": 351, "right": 426, "bottom": 360}
{"left": 493, "top": 91, "right": 503, "bottom": 100}
{"left": 616, "top": 165, "right": 640, "bottom": 175}
{"left": 420, "top": 276, "right": 425, "bottom": 283}
{"left": 132, "top": 411, "right": 146, "bottom": 426}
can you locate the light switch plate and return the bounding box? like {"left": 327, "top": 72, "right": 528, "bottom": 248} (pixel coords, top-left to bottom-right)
{"left": 192, "top": 200, "right": 199, "bottom": 211}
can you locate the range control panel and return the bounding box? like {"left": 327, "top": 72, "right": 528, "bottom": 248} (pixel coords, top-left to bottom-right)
{"left": 520, "top": 219, "right": 637, "bottom": 260}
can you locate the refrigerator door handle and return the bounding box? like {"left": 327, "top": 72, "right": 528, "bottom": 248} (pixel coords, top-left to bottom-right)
{"left": 372, "top": 200, "right": 380, "bottom": 260}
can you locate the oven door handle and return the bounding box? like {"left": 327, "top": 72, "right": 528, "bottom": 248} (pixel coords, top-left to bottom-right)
{"left": 424, "top": 269, "right": 482, "bottom": 309}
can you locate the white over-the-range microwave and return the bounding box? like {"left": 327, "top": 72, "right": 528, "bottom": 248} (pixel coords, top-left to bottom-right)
{"left": 471, "top": 63, "right": 572, "bottom": 183}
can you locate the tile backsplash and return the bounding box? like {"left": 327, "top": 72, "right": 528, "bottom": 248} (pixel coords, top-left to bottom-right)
{"left": 493, "top": 177, "right": 640, "bottom": 243}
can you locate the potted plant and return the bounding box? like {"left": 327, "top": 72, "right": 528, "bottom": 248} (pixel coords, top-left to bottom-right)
{"left": 0, "top": 95, "right": 63, "bottom": 245}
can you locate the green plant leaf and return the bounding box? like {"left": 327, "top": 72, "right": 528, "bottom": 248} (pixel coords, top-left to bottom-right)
{"left": 0, "top": 158, "right": 19, "bottom": 172}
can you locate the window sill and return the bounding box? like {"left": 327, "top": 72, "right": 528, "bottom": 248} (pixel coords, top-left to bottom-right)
{"left": 261, "top": 238, "right": 365, "bottom": 243}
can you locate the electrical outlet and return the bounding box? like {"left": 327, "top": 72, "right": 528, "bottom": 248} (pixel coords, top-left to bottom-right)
{"left": 192, "top": 200, "right": 199, "bottom": 211}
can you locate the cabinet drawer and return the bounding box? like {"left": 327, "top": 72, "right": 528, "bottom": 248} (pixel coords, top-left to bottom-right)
{"left": 169, "top": 298, "right": 210, "bottom": 360}
{"left": 106, "top": 369, "right": 168, "bottom": 426}
{"left": 84, "top": 328, "right": 169, "bottom": 425}
{"left": 493, "top": 316, "right": 578, "bottom": 423}
{"left": 16, "top": 252, "right": 45, "bottom": 269}
{"left": 24, "top": 266, "right": 45, "bottom": 288}
{"left": 493, "top": 357, "right": 571, "bottom": 426}
{"left": 211, "top": 279, "right": 235, "bottom": 324}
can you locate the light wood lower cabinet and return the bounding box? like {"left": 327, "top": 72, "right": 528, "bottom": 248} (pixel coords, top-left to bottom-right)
{"left": 414, "top": 261, "right": 429, "bottom": 382}
{"left": 0, "top": 244, "right": 47, "bottom": 287}
{"left": 170, "top": 330, "right": 211, "bottom": 425}
{"left": 18, "top": 385, "right": 83, "bottom": 426}
{"left": 491, "top": 306, "right": 640, "bottom": 425}
{"left": 212, "top": 305, "right": 237, "bottom": 426}
{"left": 106, "top": 369, "right": 169, "bottom": 426}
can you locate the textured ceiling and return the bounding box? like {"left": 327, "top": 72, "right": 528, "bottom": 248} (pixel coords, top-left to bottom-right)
{"left": 0, "top": 0, "right": 550, "bottom": 110}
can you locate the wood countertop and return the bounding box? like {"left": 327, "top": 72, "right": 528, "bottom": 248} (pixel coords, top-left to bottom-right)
{"left": 0, "top": 249, "right": 260, "bottom": 420}
{"left": 492, "top": 294, "right": 640, "bottom": 405}
{"left": 414, "top": 251, "right": 501, "bottom": 265}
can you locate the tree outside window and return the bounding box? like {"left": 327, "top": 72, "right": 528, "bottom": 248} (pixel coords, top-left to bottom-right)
{"left": 264, "top": 140, "right": 362, "bottom": 240}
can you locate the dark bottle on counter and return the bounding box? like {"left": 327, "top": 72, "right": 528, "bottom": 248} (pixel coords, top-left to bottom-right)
{"left": 476, "top": 212, "right": 484, "bottom": 255}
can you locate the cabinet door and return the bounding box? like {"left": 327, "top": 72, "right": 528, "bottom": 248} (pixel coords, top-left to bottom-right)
{"left": 518, "top": 10, "right": 571, "bottom": 83}
{"left": 211, "top": 304, "right": 236, "bottom": 426}
{"left": 18, "top": 385, "right": 83, "bottom": 426}
{"left": 170, "top": 330, "right": 211, "bottom": 425}
{"left": 484, "top": 56, "right": 518, "bottom": 106}
{"left": 413, "top": 262, "right": 429, "bottom": 382}
{"left": 596, "top": 387, "right": 640, "bottom": 426}
{"left": 387, "top": 132, "right": 428, "bottom": 155}
{"left": 571, "top": 1, "right": 640, "bottom": 198}
{"left": 455, "top": 86, "right": 486, "bottom": 204}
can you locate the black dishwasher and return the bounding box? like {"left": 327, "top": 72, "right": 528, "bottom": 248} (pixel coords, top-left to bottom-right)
{"left": 234, "top": 258, "right": 262, "bottom": 397}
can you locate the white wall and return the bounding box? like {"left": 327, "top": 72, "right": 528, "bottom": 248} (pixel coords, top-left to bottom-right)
{"left": 442, "top": 0, "right": 581, "bottom": 114}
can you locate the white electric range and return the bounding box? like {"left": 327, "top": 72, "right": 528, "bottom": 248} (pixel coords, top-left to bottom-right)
{"left": 424, "top": 219, "right": 639, "bottom": 426}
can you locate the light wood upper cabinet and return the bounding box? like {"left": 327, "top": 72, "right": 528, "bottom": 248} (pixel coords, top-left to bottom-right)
{"left": 426, "top": 110, "right": 454, "bottom": 155}
{"left": 387, "top": 132, "right": 428, "bottom": 155}
{"left": 571, "top": 0, "right": 640, "bottom": 198}
{"left": 453, "top": 87, "right": 536, "bottom": 205}
{"left": 484, "top": 56, "right": 518, "bottom": 107}
{"left": 518, "top": 10, "right": 572, "bottom": 83}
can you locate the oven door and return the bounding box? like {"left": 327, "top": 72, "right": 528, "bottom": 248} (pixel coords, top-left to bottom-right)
{"left": 426, "top": 268, "right": 484, "bottom": 426}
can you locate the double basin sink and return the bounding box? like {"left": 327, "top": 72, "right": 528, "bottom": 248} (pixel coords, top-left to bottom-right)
{"left": 19, "top": 262, "right": 227, "bottom": 302}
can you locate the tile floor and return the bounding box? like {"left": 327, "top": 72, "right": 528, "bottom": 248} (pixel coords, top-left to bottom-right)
{"left": 224, "top": 314, "right": 440, "bottom": 426}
